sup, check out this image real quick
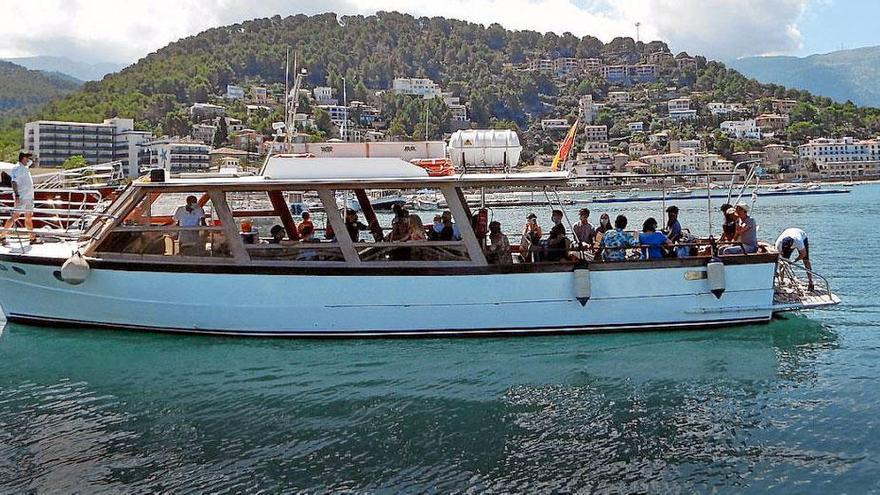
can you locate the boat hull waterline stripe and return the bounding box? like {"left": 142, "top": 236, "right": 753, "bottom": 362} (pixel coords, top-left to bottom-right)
{"left": 6, "top": 313, "right": 771, "bottom": 338}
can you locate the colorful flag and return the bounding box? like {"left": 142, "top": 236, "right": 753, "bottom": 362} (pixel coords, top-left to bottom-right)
{"left": 550, "top": 119, "right": 579, "bottom": 172}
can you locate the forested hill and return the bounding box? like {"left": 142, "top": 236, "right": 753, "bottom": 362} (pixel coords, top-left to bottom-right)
{"left": 12, "top": 11, "right": 880, "bottom": 153}
{"left": 0, "top": 60, "right": 81, "bottom": 116}
{"left": 30, "top": 12, "right": 796, "bottom": 126}
{"left": 730, "top": 46, "right": 880, "bottom": 107}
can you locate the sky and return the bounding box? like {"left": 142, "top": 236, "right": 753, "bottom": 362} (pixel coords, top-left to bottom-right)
{"left": 0, "top": 0, "right": 877, "bottom": 65}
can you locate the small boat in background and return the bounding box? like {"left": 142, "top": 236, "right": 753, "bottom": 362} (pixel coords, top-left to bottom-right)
{"left": 666, "top": 187, "right": 692, "bottom": 198}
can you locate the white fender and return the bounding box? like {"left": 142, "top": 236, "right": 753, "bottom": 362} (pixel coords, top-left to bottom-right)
{"left": 573, "top": 268, "right": 591, "bottom": 306}
{"left": 707, "top": 259, "right": 725, "bottom": 299}
{"left": 60, "top": 252, "right": 90, "bottom": 285}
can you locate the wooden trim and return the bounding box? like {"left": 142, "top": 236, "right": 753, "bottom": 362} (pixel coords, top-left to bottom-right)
{"left": 441, "top": 186, "right": 487, "bottom": 266}
{"left": 208, "top": 191, "right": 250, "bottom": 263}
{"left": 1, "top": 251, "right": 779, "bottom": 276}
{"left": 98, "top": 252, "right": 239, "bottom": 264}
{"left": 231, "top": 209, "right": 278, "bottom": 218}
{"left": 352, "top": 241, "right": 465, "bottom": 248}
{"left": 317, "top": 189, "right": 361, "bottom": 265}
{"left": 114, "top": 225, "right": 225, "bottom": 233}
{"left": 268, "top": 190, "right": 299, "bottom": 241}
{"left": 354, "top": 189, "right": 384, "bottom": 241}
{"left": 82, "top": 187, "right": 145, "bottom": 257}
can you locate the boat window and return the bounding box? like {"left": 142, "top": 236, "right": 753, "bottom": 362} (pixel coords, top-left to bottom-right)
{"left": 333, "top": 187, "right": 470, "bottom": 263}
{"left": 96, "top": 191, "right": 231, "bottom": 258}
{"left": 224, "top": 190, "right": 344, "bottom": 262}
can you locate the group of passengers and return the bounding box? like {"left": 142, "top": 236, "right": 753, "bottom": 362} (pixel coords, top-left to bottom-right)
{"left": 521, "top": 201, "right": 758, "bottom": 262}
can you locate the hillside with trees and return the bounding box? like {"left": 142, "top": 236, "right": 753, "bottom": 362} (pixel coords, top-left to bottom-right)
{"left": 0, "top": 60, "right": 81, "bottom": 116}
{"left": 2, "top": 12, "right": 880, "bottom": 163}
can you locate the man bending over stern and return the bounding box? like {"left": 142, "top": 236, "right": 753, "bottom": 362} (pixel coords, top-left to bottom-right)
{"left": 775, "top": 227, "right": 814, "bottom": 291}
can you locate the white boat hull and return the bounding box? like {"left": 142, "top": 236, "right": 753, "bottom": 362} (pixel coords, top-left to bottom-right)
{"left": 0, "top": 256, "right": 777, "bottom": 336}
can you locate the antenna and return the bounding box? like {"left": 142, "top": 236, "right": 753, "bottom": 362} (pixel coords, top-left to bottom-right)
{"left": 284, "top": 48, "right": 290, "bottom": 145}
{"left": 635, "top": 22, "right": 641, "bottom": 43}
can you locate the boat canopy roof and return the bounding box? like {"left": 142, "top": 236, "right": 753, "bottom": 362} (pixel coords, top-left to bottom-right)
{"left": 261, "top": 157, "right": 429, "bottom": 180}
{"left": 136, "top": 156, "right": 573, "bottom": 190}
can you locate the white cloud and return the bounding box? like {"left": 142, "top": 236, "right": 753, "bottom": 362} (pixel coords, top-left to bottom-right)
{"left": 0, "top": 0, "right": 810, "bottom": 63}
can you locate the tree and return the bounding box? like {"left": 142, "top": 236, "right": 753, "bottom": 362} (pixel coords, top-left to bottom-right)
{"left": 313, "top": 107, "right": 333, "bottom": 134}
{"left": 61, "top": 155, "right": 88, "bottom": 170}
{"left": 213, "top": 117, "right": 228, "bottom": 147}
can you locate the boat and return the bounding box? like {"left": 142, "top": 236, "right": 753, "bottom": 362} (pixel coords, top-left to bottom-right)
{"left": 666, "top": 187, "right": 692, "bottom": 198}
{"left": 0, "top": 157, "right": 839, "bottom": 337}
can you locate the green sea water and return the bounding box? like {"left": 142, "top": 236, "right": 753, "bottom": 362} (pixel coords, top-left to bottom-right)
{"left": 0, "top": 185, "right": 877, "bottom": 493}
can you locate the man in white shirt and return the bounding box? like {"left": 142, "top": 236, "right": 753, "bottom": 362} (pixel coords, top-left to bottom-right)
{"left": 173, "top": 195, "right": 206, "bottom": 255}
{"left": 1, "top": 152, "right": 37, "bottom": 243}
{"left": 775, "top": 227, "right": 813, "bottom": 291}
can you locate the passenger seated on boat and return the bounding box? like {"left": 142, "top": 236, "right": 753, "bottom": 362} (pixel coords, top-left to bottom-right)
{"left": 573, "top": 208, "right": 595, "bottom": 247}
{"left": 544, "top": 210, "right": 568, "bottom": 262}
{"left": 600, "top": 215, "right": 637, "bottom": 262}
{"left": 408, "top": 214, "right": 426, "bottom": 241}
{"left": 268, "top": 225, "right": 286, "bottom": 244}
{"left": 520, "top": 213, "right": 543, "bottom": 262}
{"left": 297, "top": 211, "right": 314, "bottom": 238}
{"left": 387, "top": 210, "right": 412, "bottom": 261}
{"left": 664, "top": 206, "right": 682, "bottom": 242}
{"left": 429, "top": 215, "right": 443, "bottom": 241}
{"left": 172, "top": 195, "right": 206, "bottom": 256}
{"left": 639, "top": 217, "right": 671, "bottom": 260}
{"left": 344, "top": 209, "right": 370, "bottom": 242}
{"left": 297, "top": 225, "right": 319, "bottom": 261}
{"left": 485, "top": 221, "right": 513, "bottom": 264}
{"left": 721, "top": 202, "right": 758, "bottom": 255}
{"left": 436, "top": 210, "right": 461, "bottom": 241}
{"left": 719, "top": 204, "right": 737, "bottom": 242}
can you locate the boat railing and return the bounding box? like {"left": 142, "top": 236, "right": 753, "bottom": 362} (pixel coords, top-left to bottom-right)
{"left": 0, "top": 190, "right": 113, "bottom": 242}
{"left": 32, "top": 161, "right": 126, "bottom": 190}
{"left": 775, "top": 257, "right": 835, "bottom": 304}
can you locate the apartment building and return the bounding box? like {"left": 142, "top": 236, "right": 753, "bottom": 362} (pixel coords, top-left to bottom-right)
{"left": 628, "top": 122, "right": 644, "bottom": 133}
{"left": 313, "top": 86, "right": 338, "bottom": 105}
{"left": 225, "top": 85, "right": 245, "bottom": 100}
{"left": 602, "top": 64, "right": 657, "bottom": 84}
{"left": 23, "top": 118, "right": 152, "bottom": 176}
{"left": 582, "top": 58, "right": 602, "bottom": 73}
{"left": 579, "top": 95, "right": 597, "bottom": 124}
{"left": 541, "top": 119, "right": 570, "bottom": 130}
{"left": 250, "top": 86, "right": 270, "bottom": 104}
{"left": 583, "top": 125, "right": 608, "bottom": 142}
{"left": 771, "top": 99, "right": 798, "bottom": 115}
{"left": 676, "top": 57, "right": 697, "bottom": 71}
{"left": 189, "top": 103, "right": 226, "bottom": 121}
{"left": 138, "top": 138, "right": 211, "bottom": 173}
{"left": 708, "top": 102, "right": 746, "bottom": 116}
{"left": 191, "top": 123, "right": 216, "bottom": 144}
{"left": 667, "top": 98, "right": 696, "bottom": 120}
{"left": 798, "top": 136, "right": 880, "bottom": 177}
{"left": 755, "top": 113, "right": 789, "bottom": 131}
{"left": 392, "top": 77, "right": 442, "bottom": 99}
{"left": 607, "top": 91, "right": 630, "bottom": 104}
{"left": 318, "top": 105, "right": 348, "bottom": 126}
{"left": 720, "top": 119, "right": 761, "bottom": 140}
{"left": 646, "top": 51, "right": 674, "bottom": 65}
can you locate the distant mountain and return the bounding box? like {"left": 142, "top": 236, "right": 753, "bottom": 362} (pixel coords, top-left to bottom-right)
{"left": 0, "top": 60, "right": 81, "bottom": 116}
{"left": 729, "top": 46, "right": 880, "bottom": 107}
{"left": 2, "top": 56, "right": 125, "bottom": 81}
